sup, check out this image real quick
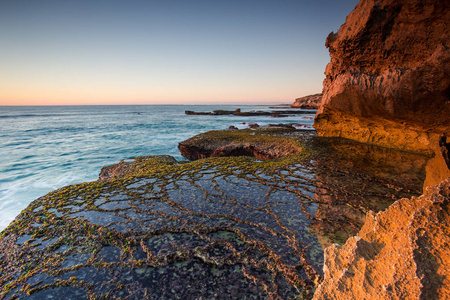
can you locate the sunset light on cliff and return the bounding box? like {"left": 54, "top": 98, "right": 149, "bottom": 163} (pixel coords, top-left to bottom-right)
{"left": 1, "top": 0, "right": 449, "bottom": 298}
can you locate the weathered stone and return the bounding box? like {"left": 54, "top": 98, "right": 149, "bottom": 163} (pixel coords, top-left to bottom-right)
{"left": 0, "top": 128, "right": 429, "bottom": 299}
{"left": 177, "top": 128, "right": 307, "bottom": 161}
{"left": 98, "top": 155, "right": 178, "bottom": 181}
{"left": 313, "top": 178, "right": 450, "bottom": 300}
{"left": 291, "top": 93, "right": 322, "bottom": 109}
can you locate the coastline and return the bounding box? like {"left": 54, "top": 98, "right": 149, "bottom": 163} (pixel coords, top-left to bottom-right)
{"left": 0, "top": 125, "right": 429, "bottom": 298}
{"left": 0, "top": 105, "right": 316, "bottom": 232}
{"left": 1, "top": 0, "right": 449, "bottom": 297}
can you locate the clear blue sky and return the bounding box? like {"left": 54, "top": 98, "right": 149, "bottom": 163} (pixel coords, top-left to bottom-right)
{"left": 0, "top": 0, "right": 359, "bottom": 105}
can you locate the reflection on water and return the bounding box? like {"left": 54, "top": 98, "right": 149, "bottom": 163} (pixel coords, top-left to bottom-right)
{"left": 0, "top": 138, "right": 428, "bottom": 299}
{"left": 310, "top": 138, "right": 427, "bottom": 249}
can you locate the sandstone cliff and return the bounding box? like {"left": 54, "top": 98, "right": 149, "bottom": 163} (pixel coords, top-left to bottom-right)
{"left": 314, "top": 0, "right": 450, "bottom": 155}
{"left": 291, "top": 93, "right": 322, "bottom": 109}
{"left": 312, "top": 1, "right": 450, "bottom": 299}
{"left": 313, "top": 178, "right": 450, "bottom": 300}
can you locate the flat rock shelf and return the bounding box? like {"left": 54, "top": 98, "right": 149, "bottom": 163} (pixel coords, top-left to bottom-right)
{"left": 0, "top": 132, "right": 427, "bottom": 299}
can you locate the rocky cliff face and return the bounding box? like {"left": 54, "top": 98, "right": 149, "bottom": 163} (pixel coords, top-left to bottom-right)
{"left": 312, "top": 1, "right": 450, "bottom": 299}
{"left": 314, "top": 0, "right": 450, "bottom": 154}
{"left": 291, "top": 93, "right": 322, "bottom": 109}
{"left": 313, "top": 178, "right": 450, "bottom": 300}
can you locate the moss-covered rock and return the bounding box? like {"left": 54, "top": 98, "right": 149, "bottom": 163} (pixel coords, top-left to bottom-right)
{"left": 178, "top": 127, "right": 315, "bottom": 161}
{"left": 99, "top": 155, "right": 179, "bottom": 181}
{"left": 0, "top": 129, "right": 428, "bottom": 299}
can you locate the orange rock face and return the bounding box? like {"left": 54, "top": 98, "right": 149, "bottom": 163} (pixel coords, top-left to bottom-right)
{"left": 313, "top": 178, "right": 450, "bottom": 300}
{"left": 312, "top": 1, "right": 450, "bottom": 298}
{"left": 315, "top": 0, "right": 450, "bottom": 153}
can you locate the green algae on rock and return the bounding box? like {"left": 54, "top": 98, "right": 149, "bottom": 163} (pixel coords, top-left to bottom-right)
{"left": 99, "top": 155, "right": 179, "bottom": 181}
{"left": 0, "top": 129, "right": 428, "bottom": 299}
{"left": 178, "top": 127, "right": 316, "bottom": 161}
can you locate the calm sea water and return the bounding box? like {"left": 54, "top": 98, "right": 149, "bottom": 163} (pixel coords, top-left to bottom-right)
{"left": 0, "top": 105, "right": 315, "bottom": 230}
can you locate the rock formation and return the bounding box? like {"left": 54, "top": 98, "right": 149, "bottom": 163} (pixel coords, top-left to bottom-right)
{"left": 314, "top": 0, "right": 450, "bottom": 155}
{"left": 313, "top": 178, "right": 450, "bottom": 300}
{"left": 177, "top": 128, "right": 311, "bottom": 161}
{"left": 185, "top": 108, "right": 316, "bottom": 118}
{"left": 291, "top": 93, "right": 322, "bottom": 109}
{"left": 311, "top": 1, "right": 450, "bottom": 298}
{"left": 0, "top": 128, "right": 428, "bottom": 299}
{"left": 98, "top": 155, "right": 178, "bottom": 181}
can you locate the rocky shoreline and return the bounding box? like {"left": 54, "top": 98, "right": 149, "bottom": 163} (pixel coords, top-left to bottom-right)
{"left": 291, "top": 94, "right": 322, "bottom": 109}
{"left": 0, "top": 125, "right": 432, "bottom": 299}
{"left": 185, "top": 108, "right": 317, "bottom": 118}
{"left": 1, "top": 0, "right": 449, "bottom": 299}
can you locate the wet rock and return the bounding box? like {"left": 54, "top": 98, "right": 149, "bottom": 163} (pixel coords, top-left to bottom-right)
{"left": 310, "top": 138, "right": 428, "bottom": 250}
{"left": 98, "top": 155, "right": 178, "bottom": 181}
{"left": 185, "top": 110, "right": 211, "bottom": 115}
{"left": 0, "top": 129, "right": 430, "bottom": 299}
{"left": 185, "top": 109, "right": 316, "bottom": 117}
{"left": 268, "top": 124, "right": 295, "bottom": 129}
{"left": 313, "top": 178, "right": 450, "bottom": 300}
{"left": 177, "top": 128, "right": 305, "bottom": 161}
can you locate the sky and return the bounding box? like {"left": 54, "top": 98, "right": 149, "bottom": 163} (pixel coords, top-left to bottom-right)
{"left": 0, "top": 0, "right": 359, "bottom": 105}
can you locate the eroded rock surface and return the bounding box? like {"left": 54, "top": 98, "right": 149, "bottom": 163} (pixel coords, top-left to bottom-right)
{"left": 99, "top": 155, "right": 178, "bottom": 181}
{"left": 315, "top": 0, "right": 450, "bottom": 154}
{"left": 313, "top": 178, "right": 450, "bottom": 300}
{"left": 178, "top": 128, "right": 313, "bottom": 161}
{"left": 0, "top": 132, "right": 426, "bottom": 299}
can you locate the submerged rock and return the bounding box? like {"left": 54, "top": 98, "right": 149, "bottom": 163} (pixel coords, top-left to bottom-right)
{"left": 314, "top": 0, "right": 450, "bottom": 154}
{"left": 313, "top": 178, "right": 450, "bottom": 300}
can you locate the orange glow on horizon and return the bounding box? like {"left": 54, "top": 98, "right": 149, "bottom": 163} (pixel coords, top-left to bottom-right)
{"left": 0, "top": 85, "right": 314, "bottom": 106}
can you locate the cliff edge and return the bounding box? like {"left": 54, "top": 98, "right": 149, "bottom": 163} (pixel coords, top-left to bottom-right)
{"left": 314, "top": 0, "right": 450, "bottom": 155}
{"left": 312, "top": 1, "right": 450, "bottom": 298}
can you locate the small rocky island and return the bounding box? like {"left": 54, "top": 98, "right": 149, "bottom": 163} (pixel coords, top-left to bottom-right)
{"left": 185, "top": 108, "right": 317, "bottom": 118}
{"left": 1, "top": 0, "right": 449, "bottom": 299}
{"left": 291, "top": 94, "right": 322, "bottom": 109}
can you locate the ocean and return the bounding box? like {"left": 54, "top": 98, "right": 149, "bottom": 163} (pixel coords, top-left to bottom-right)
{"left": 0, "top": 105, "right": 315, "bottom": 231}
